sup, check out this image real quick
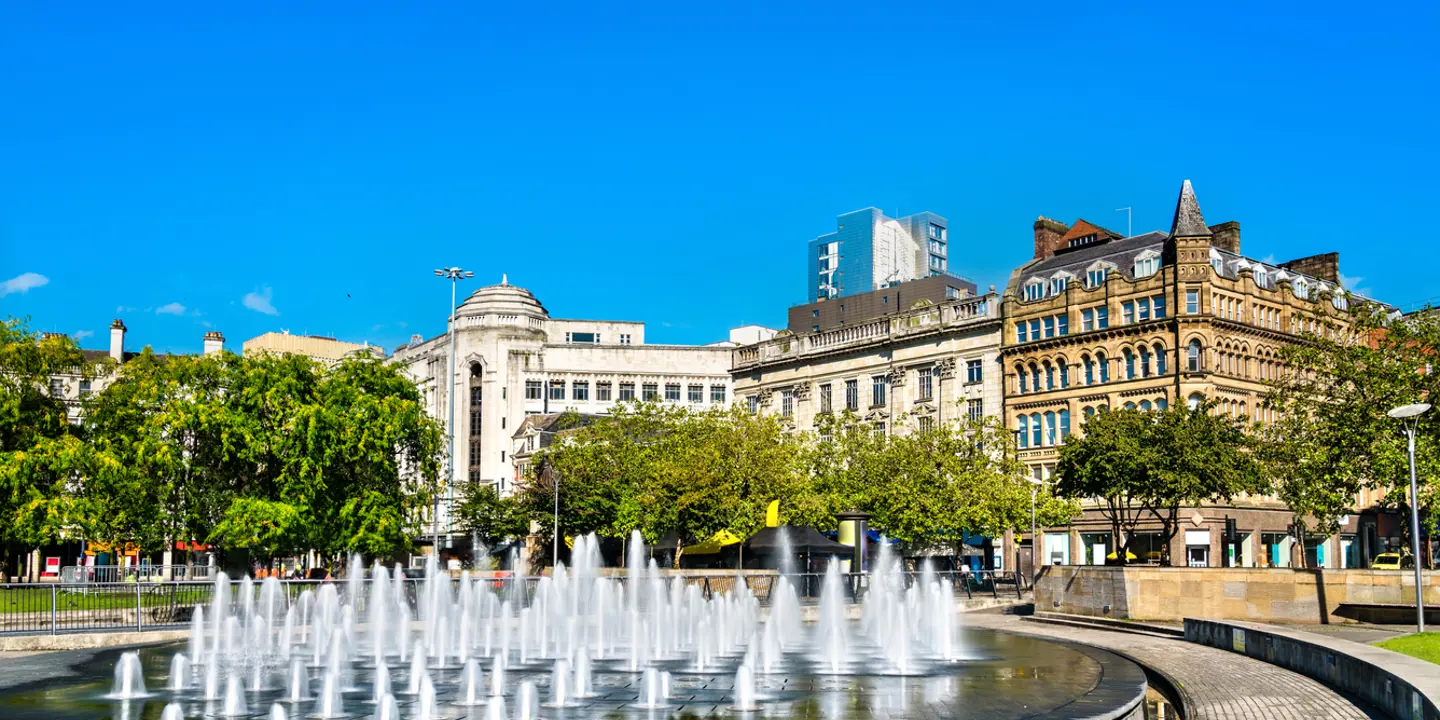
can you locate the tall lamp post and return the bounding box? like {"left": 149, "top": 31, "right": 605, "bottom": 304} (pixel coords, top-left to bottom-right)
{"left": 1387, "top": 402, "right": 1431, "bottom": 634}
{"left": 434, "top": 267, "right": 473, "bottom": 555}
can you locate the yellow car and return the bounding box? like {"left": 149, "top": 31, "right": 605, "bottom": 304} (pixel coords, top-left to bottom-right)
{"left": 1372, "top": 553, "right": 1415, "bottom": 570}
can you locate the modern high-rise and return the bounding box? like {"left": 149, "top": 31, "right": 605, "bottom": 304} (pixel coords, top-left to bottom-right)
{"left": 807, "top": 208, "right": 951, "bottom": 302}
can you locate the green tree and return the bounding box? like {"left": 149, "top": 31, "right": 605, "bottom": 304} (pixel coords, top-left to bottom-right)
{"left": 1263, "top": 303, "right": 1440, "bottom": 561}
{"left": 455, "top": 481, "right": 529, "bottom": 550}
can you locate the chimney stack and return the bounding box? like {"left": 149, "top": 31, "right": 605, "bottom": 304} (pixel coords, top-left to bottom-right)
{"left": 203, "top": 330, "right": 225, "bottom": 356}
{"left": 1209, "top": 221, "right": 1240, "bottom": 254}
{"left": 1279, "top": 252, "right": 1340, "bottom": 284}
{"left": 1033, "top": 216, "right": 1070, "bottom": 260}
{"left": 109, "top": 319, "right": 127, "bottom": 362}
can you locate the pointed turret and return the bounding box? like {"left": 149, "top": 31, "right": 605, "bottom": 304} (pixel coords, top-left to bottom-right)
{"left": 1169, "top": 179, "right": 1211, "bottom": 238}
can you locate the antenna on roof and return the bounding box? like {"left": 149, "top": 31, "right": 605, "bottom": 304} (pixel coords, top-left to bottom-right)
{"left": 1115, "top": 207, "right": 1133, "bottom": 237}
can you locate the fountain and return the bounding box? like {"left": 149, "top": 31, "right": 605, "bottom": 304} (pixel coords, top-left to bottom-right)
{"left": 48, "top": 530, "right": 1152, "bottom": 720}
{"left": 107, "top": 652, "right": 147, "bottom": 699}
{"left": 268, "top": 703, "right": 288, "bottom": 720}
{"left": 160, "top": 703, "right": 184, "bottom": 720}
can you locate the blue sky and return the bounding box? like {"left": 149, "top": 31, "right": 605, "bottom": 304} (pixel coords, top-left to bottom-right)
{"left": 3, "top": 3, "right": 1437, "bottom": 354}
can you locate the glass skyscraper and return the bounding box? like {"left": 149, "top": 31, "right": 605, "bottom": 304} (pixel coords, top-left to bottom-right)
{"left": 807, "top": 208, "right": 950, "bottom": 301}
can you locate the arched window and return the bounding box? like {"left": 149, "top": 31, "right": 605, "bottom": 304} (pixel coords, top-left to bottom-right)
{"left": 1083, "top": 405, "right": 1095, "bottom": 418}
{"left": 1124, "top": 349, "right": 1136, "bottom": 380}
{"left": 1187, "top": 340, "right": 1203, "bottom": 372}
{"left": 1017, "top": 415, "right": 1029, "bottom": 448}
{"left": 1123, "top": 401, "right": 1137, "bottom": 410}
{"left": 1030, "top": 364, "right": 1041, "bottom": 393}
{"left": 1157, "top": 398, "right": 1168, "bottom": 411}
{"left": 1139, "top": 345, "right": 1152, "bottom": 378}
{"left": 1083, "top": 354, "right": 1095, "bottom": 385}
{"left": 1058, "top": 360, "right": 1070, "bottom": 388}
{"left": 1240, "top": 401, "right": 1247, "bottom": 418}
{"left": 1187, "top": 392, "right": 1205, "bottom": 411}
{"left": 1140, "top": 400, "right": 1152, "bottom": 411}
{"left": 1154, "top": 343, "right": 1167, "bottom": 374}
{"left": 1098, "top": 352, "right": 1110, "bottom": 383}
{"left": 1017, "top": 365, "right": 1028, "bottom": 393}
{"left": 1059, "top": 409, "right": 1071, "bottom": 440}
{"left": 1031, "top": 413, "right": 1042, "bottom": 448}
{"left": 1044, "top": 362, "right": 1055, "bottom": 390}
{"left": 1044, "top": 411, "right": 1057, "bottom": 446}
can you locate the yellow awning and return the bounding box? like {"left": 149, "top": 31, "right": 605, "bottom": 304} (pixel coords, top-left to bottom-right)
{"left": 683, "top": 530, "right": 743, "bottom": 555}
{"left": 1105, "top": 550, "right": 1138, "bottom": 560}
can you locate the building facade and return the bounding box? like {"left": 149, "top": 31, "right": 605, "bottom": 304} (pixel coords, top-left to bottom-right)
{"left": 241, "top": 332, "right": 384, "bottom": 364}
{"left": 392, "top": 279, "right": 735, "bottom": 542}
{"left": 732, "top": 293, "right": 1004, "bottom": 436}
{"left": 1003, "top": 180, "right": 1378, "bottom": 569}
{"left": 44, "top": 320, "right": 226, "bottom": 423}
{"left": 807, "top": 208, "right": 955, "bottom": 302}
{"left": 787, "top": 275, "right": 980, "bottom": 335}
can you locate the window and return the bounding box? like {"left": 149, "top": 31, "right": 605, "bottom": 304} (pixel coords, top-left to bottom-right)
{"left": 501, "top": 451, "right": 506, "bottom": 462}
{"left": 1030, "top": 364, "right": 1041, "bottom": 393}
{"left": 930, "top": 255, "right": 945, "bottom": 271}
{"left": 1186, "top": 290, "right": 1199, "bottom": 314}
{"left": 49, "top": 379, "right": 64, "bottom": 398}
{"left": 1122, "top": 302, "right": 1134, "bottom": 325}
{"left": 1050, "top": 277, "right": 1067, "bottom": 296}
{"left": 688, "top": 384, "right": 703, "bottom": 403}
{"left": 643, "top": 383, "right": 659, "bottom": 401}
{"left": 1124, "top": 349, "right": 1136, "bottom": 379}
{"left": 1044, "top": 411, "right": 1057, "bottom": 446}
{"left": 780, "top": 390, "right": 794, "bottom": 418}
{"left": 929, "top": 223, "right": 944, "bottom": 240}
{"left": 1029, "top": 319, "right": 1041, "bottom": 340}
{"left": 1096, "top": 307, "right": 1109, "bottom": 329}
{"left": 1187, "top": 392, "right": 1205, "bottom": 411}
{"left": 1087, "top": 268, "right": 1107, "bottom": 288}
{"left": 1043, "top": 317, "right": 1055, "bottom": 338}
{"left": 710, "top": 385, "right": 726, "bottom": 404}
{"left": 1016, "top": 323, "right": 1028, "bottom": 343}
{"left": 549, "top": 380, "right": 565, "bottom": 401}
{"left": 917, "top": 415, "right": 935, "bottom": 432}
{"left": 1139, "top": 345, "right": 1151, "bottom": 377}
{"left": 566, "top": 331, "right": 598, "bottom": 344}
{"left": 1140, "top": 400, "right": 1152, "bottom": 411}
{"left": 1059, "top": 409, "right": 1071, "bottom": 440}
{"left": 619, "top": 382, "right": 636, "bottom": 401}
{"left": 1031, "top": 412, "right": 1042, "bottom": 447}
{"left": 1057, "top": 314, "right": 1068, "bottom": 336}
{"left": 1254, "top": 268, "right": 1269, "bottom": 288}
{"left": 1294, "top": 278, "right": 1309, "bottom": 299}
{"left": 1137, "top": 298, "right": 1150, "bottom": 322}
{"left": 747, "top": 396, "right": 759, "bottom": 414}
{"left": 470, "top": 387, "right": 483, "bottom": 406}
{"left": 1134, "top": 256, "right": 1159, "bottom": 278}
{"left": 597, "top": 382, "right": 612, "bottom": 401}
{"left": 1153, "top": 295, "right": 1167, "bottom": 319}
{"left": 812, "top": 325, "right": 820, "bottom": 332}
{"left": 946, "top": 286, "right": 962, "bottom": 300}
{"left": 1211, "top": 256, "right": 1224, "bottom": 275}
{"left": 664, "top": 383, "right": 680, "bottom": 401}
{"left": 1045, "top": 362, "right": 1055, "bottom": 390}
{"left": 871, "top": 376, "right": 887, "bottom": 407}
{"left": 813, "top": 309, "right": 820, "bottom": 318}
{"left": 1084, "top": 355, "right": 1095, "bottom": 385}
{"left": 468, "top": 441, "right": 480, "bottom": 466}
{"left": 573, "top": 381, "right": 589, "bottom": 401}
{"left": 1059, "top": 362, "right": 1069, "bottom": 388}
{"left": 820, "top": 383, "right": 833, "bottom": 413}
{"left": 619, "top": 334, "right": 632, "bottom": 345}
{"left": 525, "top": 380, "right": 542, "bottom": 400}
{"left": 968, "top": 399, "right": 984, "bottom": 421}
{"left": 79, "top": 379, "right": 91, "bottom": 397}
{"left": 916, "top": 367, "right": 933, "bottom": 400}
{"left": 966, "top": 359, "right": 983, "bottom": 384}
{"left": 874, "top": 422, "right": 886, "bottom": 437}
{"left": 1082, "top": 309, "right": 1094, "bottom": 332}
{"left": 470, "top": 410, "right": 481, "bottom": 434}
{"left": 1018, "top": 415, "right": 1029, "bottom": 448}
{"left": 1155, "top": 344, "right": 1167, "bottom": 374}
{"left": 1017, "top": 366, "right": 1028, "bottom": 393}
{"left": 1187, "top": 340, "right": 1203, "bottom": 372}
{"left": 841, "top": 379, "right": 858, "bottom": 410}
{"left": 1025, "top": 282, "right": 1045, "bottom": 301}
{"left": 1098, "top": 352, "right": 1110, "bottom": 383}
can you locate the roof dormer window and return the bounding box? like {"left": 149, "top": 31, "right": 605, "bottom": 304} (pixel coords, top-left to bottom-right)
{"left": 1133, "top": 251, "right": 1160, "bottom": 279}
{"left": 1050, "top": 277, "right": 1068, "bottom": 296}
{"left": 1211, "top": 256, "right": 1224, "bottom": 276}
{"left": 1294, "top": 278, "right": 1309, "bottom": 299}
{"left": 1024, "top": 281, "right": 1045, "bottom": 301}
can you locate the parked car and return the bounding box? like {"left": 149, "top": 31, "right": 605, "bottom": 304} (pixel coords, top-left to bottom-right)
{"left": 1372, "top": 553, "right": 1415, "bottom": 570}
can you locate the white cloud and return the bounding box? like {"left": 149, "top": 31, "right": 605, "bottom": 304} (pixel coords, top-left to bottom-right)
{"left": 116, "top": 305, "right": 136, "bottom": 313}
{"left": 1338, "top": 272, "right": 1372, "bottom": 298}
{"left": 1, "top": 272, "right": 49, "bottom": 298}
{"left": 74, "top": 330, "right": 94, "bottom": 340}
{"left": 156, "top": 302, "right": 187, "bottom": 316}
{"left": 243, "top": 286, "right": 280, "bottom": 316}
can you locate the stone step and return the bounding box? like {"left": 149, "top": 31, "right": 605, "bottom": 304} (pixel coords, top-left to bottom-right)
{"left": 1022, "top": 612, "right": 1184, "bottom": 639}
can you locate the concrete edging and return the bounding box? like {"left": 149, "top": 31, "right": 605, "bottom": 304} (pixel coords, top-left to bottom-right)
{"left": 1185, "top": 618, "right": 1440, "bottom": 720}
{"left": 0, "top": 628, "right": 188, "bottom": 652}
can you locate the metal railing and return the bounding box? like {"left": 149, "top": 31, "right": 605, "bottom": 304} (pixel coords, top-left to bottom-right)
{"left": 58, "top": 565, "right": 216, "bottom": 584}
{"left": 0, "top": 569, "right": 1027, "bottom": 636}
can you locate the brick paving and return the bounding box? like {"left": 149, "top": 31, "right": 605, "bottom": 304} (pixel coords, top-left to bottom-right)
{"left": 964, "top": 613, "right": 1386, "bottom": 720}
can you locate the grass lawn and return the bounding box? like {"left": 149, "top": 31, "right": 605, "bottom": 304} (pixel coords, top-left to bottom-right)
{"left": 1375, "top": 632, "right": 1440, "bottom": 665}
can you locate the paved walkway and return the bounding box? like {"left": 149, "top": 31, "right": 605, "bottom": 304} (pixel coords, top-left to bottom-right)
{"left": 964, "top": 613, "right": 1386, "bottom": 720}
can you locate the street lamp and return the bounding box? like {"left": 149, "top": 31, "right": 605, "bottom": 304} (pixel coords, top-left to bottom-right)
{"left": 434, "top": 267, "right": 474, "bottom": 556}
{"left": 1386, "top": 401, "right": 1431, "bottom": 634}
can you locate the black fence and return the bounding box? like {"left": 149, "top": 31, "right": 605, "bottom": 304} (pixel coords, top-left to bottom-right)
{"left": 0, "top": 570, "right": 1026, "bottom": 636}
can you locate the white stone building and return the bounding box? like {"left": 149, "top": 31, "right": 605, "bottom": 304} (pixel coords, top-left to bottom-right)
{"left": 391, "top": 279, "right": 735, "bottom": 539}
{"left": 731, "top": 293, "right": 1004, "bottom": 435}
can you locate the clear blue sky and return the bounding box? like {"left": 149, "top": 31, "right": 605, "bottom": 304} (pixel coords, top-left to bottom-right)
{"left": 3, "top": 3, "right": 1437, "bottom": 354}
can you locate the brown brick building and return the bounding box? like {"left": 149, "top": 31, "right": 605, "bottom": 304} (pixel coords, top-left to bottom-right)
{"left": 1001, "top": 180, "right": 1395, "bottom": 570}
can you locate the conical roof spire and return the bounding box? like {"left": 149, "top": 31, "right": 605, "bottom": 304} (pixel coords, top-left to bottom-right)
{"left": 1169, "top": 179, "right": 1211, "bottom": 237}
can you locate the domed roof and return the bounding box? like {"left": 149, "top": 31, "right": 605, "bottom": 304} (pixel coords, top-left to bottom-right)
{"left": 455, "top": 277, "right": 549, "bottom": 320}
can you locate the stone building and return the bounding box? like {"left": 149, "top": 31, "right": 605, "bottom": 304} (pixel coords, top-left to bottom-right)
{"left": 1002, "top": 180, "right": 1376, "bottom": 570}
{"left": 731, "top": 292, "right": 1004, "bottom": 438}
{"left": 241, "top": 331, "right": 384, "bottom": 364}
{"left": 391, "top": 278, "right": 735, "bottom": 545}
{"left": 44, "top": 320, "right": 226, "bottom": 423}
